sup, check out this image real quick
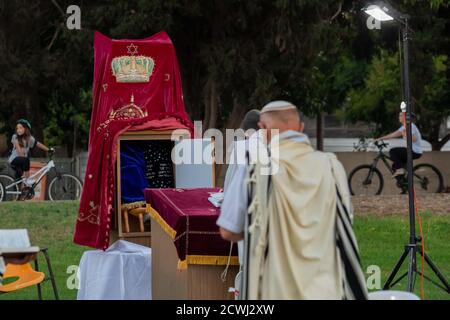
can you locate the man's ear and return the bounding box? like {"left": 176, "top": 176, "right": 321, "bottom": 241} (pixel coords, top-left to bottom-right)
{"left": 299, "top": 121, "right": 305, "bottom": 133}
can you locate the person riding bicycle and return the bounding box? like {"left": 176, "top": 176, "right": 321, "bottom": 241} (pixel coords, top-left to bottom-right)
{"left": 8, "top": 119, "right": 54, "bottom": 185}
{"left": 374, "top": 111, "right": 423, "bottom": 178}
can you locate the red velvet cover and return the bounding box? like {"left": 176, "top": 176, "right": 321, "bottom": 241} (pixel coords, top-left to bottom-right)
{"left": 145, "top": 188, "right": 238, "bottom": 261}
{"left": 74, "top": 31, "right": 193, "bottom": 249}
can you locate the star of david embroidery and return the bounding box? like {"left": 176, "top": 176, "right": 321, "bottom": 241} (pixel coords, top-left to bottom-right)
{"left": 127, "top": 43, "right": 138, "bottom": 56}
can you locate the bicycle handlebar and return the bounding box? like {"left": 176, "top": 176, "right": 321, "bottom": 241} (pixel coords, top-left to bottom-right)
{"left": 374, "top": 140, "right": 389, "bottom": 150}
{"left": 48, "top": 148, "right": 55, "bottom": 160}
{"left": 354, "top": 139, "right": 389, "bottom": 152}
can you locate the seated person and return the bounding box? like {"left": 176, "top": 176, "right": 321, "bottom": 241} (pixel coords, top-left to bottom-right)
{"left": 374, "top": 111, "right": 423, "bottom": 177}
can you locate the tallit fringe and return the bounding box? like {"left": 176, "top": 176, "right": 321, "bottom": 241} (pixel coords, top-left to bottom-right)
{"left": 329, "top": 155, "right": 369, "bottom": 300}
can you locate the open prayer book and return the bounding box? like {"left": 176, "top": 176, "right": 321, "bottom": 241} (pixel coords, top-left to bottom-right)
{"left": 0, "top": 229, "right": 39, "bottom": 255}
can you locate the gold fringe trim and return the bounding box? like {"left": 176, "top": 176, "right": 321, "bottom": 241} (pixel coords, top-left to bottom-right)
{"left": 146, "top": 205, "right": 239, "bottom": 270}
{"left": 177, "top": 255, "right": 240, "bottom": 270}
{"left": 146, "top": 204, "right": 176, "bottom": 239}
{"left": 177, "top": 259, "right": 188, "bottom": 270}
{"left": 121, "top": 201, "right": 146, "bottom": 210}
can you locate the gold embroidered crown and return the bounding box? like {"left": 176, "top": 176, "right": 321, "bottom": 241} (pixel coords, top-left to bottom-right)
{"left": 109, "top": 94, "right": 148, "bottom": 119}
{"left": 111, "top": 55, "right": 155, "bottom": 83}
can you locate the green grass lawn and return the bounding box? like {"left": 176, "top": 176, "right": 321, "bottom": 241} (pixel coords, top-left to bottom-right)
{"left": 355, "top": 213, "right": 450, "bottom": 300}
{"left": 0, "top": 201, "right": 88, "bottom": 300}
{"left": 0, "top": 201, "right": 449, "bottom": 300}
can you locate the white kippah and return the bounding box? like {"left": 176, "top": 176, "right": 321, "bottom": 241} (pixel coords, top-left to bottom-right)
{"left": 260, "top": 100, "right": 297, "bottom": 114}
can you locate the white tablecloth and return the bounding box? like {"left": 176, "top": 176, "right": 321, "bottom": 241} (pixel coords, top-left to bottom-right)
{"left": 77, "top": 240, "right": 151, "bottom": 300}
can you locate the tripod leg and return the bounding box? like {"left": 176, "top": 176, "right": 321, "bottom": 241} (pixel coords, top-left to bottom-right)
{"left": 383, "top": 246, "right": 410, "bottom": 290}
{"left": 407, "top": 247, "right": 416, "bottom": 292}
{"left": 421, "top": 252, "right": 450, "bottom": 293}
{"left": 417, "top": 271, "right": 448, "bottom": 292}
{"left": 389, "top": 272, "right": 408, "bottom": 288}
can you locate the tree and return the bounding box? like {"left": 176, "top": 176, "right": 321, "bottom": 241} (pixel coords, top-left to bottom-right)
{"left": 44, "top": 89, "right": 91, "bottom": 157}
{"left": 344, "top": 50, "right": 402, "bottom": 137}
{"left": 417, "top": 54, "right": 450, "bottom": 150}
{"left": 1, "top": 0, "right": 450, "bottom": 155}
{"left": 341, "top": 0, "right": 450, "bottom": 150}
{"left": 0, "top": 0, "right": 94, "bottom": 156}
{"left": 0, "top": 1, "right": 55, "bottom": 150}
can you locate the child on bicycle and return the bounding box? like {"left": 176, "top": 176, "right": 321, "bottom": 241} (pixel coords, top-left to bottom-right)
{"left": 374, "top": 111, "right": 423, "bottom": 177}
{"left": 8, "top": 119, "right": 53, "bottom": 184}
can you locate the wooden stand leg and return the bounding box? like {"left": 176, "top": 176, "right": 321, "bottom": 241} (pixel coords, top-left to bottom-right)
{"left": 123, "top": 210, "right": 130, "bottom": 233}
{"left": 138, "top": 214, "right": 144, "bottom": 232}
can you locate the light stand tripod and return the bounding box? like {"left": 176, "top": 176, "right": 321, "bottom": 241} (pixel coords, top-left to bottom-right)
{"left": 382, "top": 16, "right": 450, "bottom": 294}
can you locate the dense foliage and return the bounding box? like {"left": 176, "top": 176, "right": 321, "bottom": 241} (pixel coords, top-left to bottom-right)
{"left": 0, "top": 0, "right": 449, "bottom": 155}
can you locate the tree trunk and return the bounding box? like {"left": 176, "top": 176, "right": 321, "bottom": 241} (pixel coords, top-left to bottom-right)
{"left": 223, "top": 99, "right": 247, "bottom": 131}
{"left": 316, "top": 112, "right": 324, "bottom": 151}
{"left": 427, "top": 121, "right": 443, "bottom": 151}
{"left": 25, "top": 93, "right": 45, "bottom": 158}
{"left": 72, "top": 124, "right": 77, "bottom": 158}
{"left": 202, "top": 79, "right": 211, "bottom": 130}
{"left": 68, "top": 121, "right": 78, "bottom": 158}
{"left": 202, "top": 78, "right": 219, "bottom": 130}
{"left": 67, "top": 140, "right": 74, "bottom": 158}
{"left": 208, "top": 80, "right": 218, "bottom": 130}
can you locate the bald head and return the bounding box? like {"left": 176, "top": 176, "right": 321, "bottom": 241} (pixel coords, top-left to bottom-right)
{"left": 258, "top": 102, "right": 304, "bottom": 142}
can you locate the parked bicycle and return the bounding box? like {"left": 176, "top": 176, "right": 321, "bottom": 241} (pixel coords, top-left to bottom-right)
{"left": 348, "top": 140, "right": 443, "bottom": 196}
{"left": 0, "top": 150, "right": 83, "bottom": 201}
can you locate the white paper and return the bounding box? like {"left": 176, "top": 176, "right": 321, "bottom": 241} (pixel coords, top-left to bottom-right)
{"left": 174, "top": 139, "right": 215, "bottom": 188}
{"left": 0, "top": 229, "right": 30, "bottom": 248}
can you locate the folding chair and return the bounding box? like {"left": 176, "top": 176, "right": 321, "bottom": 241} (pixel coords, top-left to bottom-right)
{"left": 0, "top": 249, "right": 59, "bottom": 300}
{"left": 1, "top": 229, "right": 59, "bottom": 299}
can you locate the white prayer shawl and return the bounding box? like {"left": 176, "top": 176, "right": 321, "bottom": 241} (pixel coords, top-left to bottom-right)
{"left": 247, "top": 131, "right": 363, "bottom": 300}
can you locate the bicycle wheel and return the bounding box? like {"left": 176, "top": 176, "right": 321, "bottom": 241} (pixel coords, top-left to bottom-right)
{"left": 0, "top": 174, "right": 20, "bottom": 201}
{"left": 48, "top": 173, "right": 83, "bottom": 201}
{"left": 348, "top": 165, "right": 384, "bottom": 196}
{"left": 413, "top": 163, "right": 443, "bottom": 194}
{"left": 0, "top": 180, "right": 5, "bottom": 202}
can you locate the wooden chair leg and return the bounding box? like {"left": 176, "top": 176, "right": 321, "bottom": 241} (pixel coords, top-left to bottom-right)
{"left": 138, "top": 214, "right": 144, "bottom": 232}
{"left": 123, "top": 210, "right": 130, "bottom": 233}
